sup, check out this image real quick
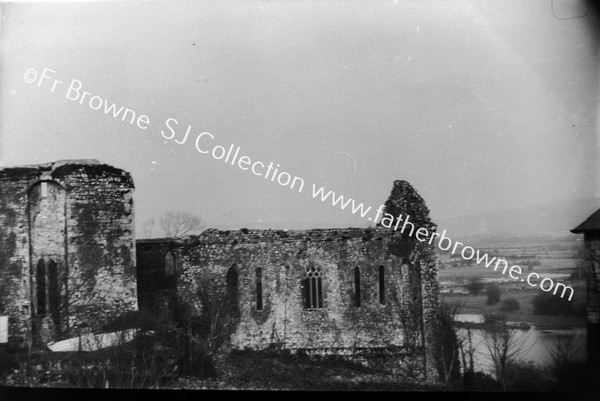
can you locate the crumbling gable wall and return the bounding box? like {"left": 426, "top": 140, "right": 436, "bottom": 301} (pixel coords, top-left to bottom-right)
{"left": 0, "top": 160, "right": 137, "bottom": 346}
{"left": 380, "top": 179, "right": 441, "bottom": 378}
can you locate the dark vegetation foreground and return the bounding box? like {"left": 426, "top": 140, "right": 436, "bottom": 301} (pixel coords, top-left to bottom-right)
{"left": 0, "top": 332, "right": 590, "bottom": 392}
{"left": 0, "top": 345, "right": 459, "bottom": 391}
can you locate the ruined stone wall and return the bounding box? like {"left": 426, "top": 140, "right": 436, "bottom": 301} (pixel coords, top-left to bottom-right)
{"left": 0, "top": 160, "right": 137, "bottom": 345}
{"left": 134, "top": 179, "right": 441, "bottom": 379}
{"left": 156, "top": 228, "right": 418, "bottom": 350}
{"left": 380, "top": 180, "right": 440, "bottom": 378}
{"left": 0, "top": 166, "right": 39, "bottom": 344}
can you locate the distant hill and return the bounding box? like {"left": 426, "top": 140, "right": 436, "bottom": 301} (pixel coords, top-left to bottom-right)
{"left": 434, "top": 196, "right": 600, "bottom": 241}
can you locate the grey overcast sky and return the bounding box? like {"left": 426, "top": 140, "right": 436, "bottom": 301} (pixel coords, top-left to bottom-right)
{"left": 0, "top": 0, "right": 598, "bottom": 237}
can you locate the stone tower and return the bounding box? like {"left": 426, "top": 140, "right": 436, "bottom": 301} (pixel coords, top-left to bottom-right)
{"left": 0, "top": 160, "right": 137, "bottom": 346}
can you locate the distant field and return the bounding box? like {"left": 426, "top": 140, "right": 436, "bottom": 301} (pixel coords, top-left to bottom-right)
{"left": 437, "top": 235, "right": 587, "bottom": 328}
{"left": 441, "top": 287, "right": 586, "bottom": 328}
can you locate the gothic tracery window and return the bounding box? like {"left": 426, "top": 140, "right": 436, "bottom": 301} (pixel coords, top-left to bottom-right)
{"left": 303, "top": 264, "right": 323, "bottom": 309}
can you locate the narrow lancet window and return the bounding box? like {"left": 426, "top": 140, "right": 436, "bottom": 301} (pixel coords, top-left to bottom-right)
{"left": 226, "top": 266, "right": 239, "bottom": 313}
{"left": 255, "top": 268, "right": 263, "bottom": 311}
{"left": 164, "top": 251, "right": 176, "bottom": 277}
{"left": 378, "top": 265, "right": 385, "bottom": 305}
{"left": 48, "top": 260, "right": 60, "bottom": 325}
{"left": 40, "top": 182, "right": 48, "bottom": 198}
{"left": 354, "top": 266, "right": 361, "bottom": 307}
{"left": 36, "top": 259, "right": 46, "bottom": 314}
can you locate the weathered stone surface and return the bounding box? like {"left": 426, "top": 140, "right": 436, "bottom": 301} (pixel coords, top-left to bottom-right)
{"left": 138, "top": 180, "right": 441, "bottom": 379}
{"left": 1, "top": 159, "right": 442, "bottom": 380}
{"left": 0, "top": 160, "right": 137, "bottom": 345}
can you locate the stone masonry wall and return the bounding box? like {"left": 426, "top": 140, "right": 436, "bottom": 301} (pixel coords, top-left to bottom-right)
{"left": 133, "top": 180, "right": 441, "bottom": 379}
{"left": 136, "top": 180, "right": 440, "bottom": 367}
{"left": 170, "top": 228, "right": 421, "bottom": 351}
{"left": 380, "top": 180, "right": 440, "bottom": 378}
{"left": 0, "top": 160, "right": 137, "bottom": 345}
{"left": 0, "top": 165, "right": 39, "bottom": 344}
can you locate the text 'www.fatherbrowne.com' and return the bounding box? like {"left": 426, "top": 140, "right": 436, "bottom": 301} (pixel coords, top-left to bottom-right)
{"left": 24, "top": 66, "right": 574, "bottom": 301}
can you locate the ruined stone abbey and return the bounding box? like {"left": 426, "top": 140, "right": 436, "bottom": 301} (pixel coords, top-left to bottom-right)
{"left": 0, "top": 160, "right": 441, "bottom": 377}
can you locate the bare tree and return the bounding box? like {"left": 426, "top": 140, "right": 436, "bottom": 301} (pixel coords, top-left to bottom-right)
{"left": 193, "top": 276, "right": 239, "bottom": 354}
{"left": 545, "top": 332, "right": 586, "bottom": 391}
{"left": 482, "top": 319, "right": 528, "bottom": 390}
{"left": 458, "top": 327, "right": 479, "bottom": 382}
{"left": 397, "top": 308, "right": 425, "bottom": 379}
{"left": 545, "top": 331, "right": 582, "bottom": 368}
{"left": 159, "top": 212, "right": 204, "bottom": 238}
{"left": 434, "top": 301, "right": 463, "bottom": 383}
{"left": 141, "top": 217, "right": 155, "bottom": 239}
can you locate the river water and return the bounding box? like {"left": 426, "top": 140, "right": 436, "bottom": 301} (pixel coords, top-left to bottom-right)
{"left": 454, "top": 314, "right": 586, "bottom": 374}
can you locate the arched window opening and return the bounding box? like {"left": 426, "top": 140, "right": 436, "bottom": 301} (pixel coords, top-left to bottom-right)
{"left": 40, "top": 181, "right": 48, "bottom": 198}
{"left": 226, "top": 266, "right": 239, "bottom": 312}
{"left": 378, "top": 265, "right": 385, "bottom": 305}
{"left": 164, "top": 251, "right": 176, "bottom": 277}
{"left": 303, "top": 264, "right": 323, "bottom": 309}
{"left": 255, "top": 268, "right": 263, "bottom": 311}
{"left": 36, "top": 259, "right": 46, "bottom": 314}
{"left": 48, "top": 260, "right": 60, "bottom": 325}
{"left": 354, "top": 266, "right": 361, "bottom": 307}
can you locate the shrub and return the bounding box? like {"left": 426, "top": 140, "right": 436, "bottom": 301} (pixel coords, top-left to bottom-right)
{"left": 53, "top": 307, "right": 214, "bottom": 388}
{"left": 465, "top": 277, "right": 484, "bottom": 295}
{"left": 526, "top": 260, "right": 541, "bottom": 272}
{"left": 567, "top": 298, "right": 587, "bottom": 316}
{"left": 499, "top": 298, "right": 520, "bottom": 312}
{"left": 546, "top": 331, "right": 587, "bottom": 392}
{"left": 61, "top": 311, "right": 185, "bottom": 387}
{"left": 505, "top": 361, "right": 550, "bottom": 391}
{"left": 462, "top": 371, "right": 500, "bottom": 391}
{"left": 0, "top": 347, "right": 18, "bottom": 380}
{"left": 486, "top": 284, "right": 501, "bottom": 305}
{"left": 550, "top": 360, "right": 588, "bottom": 392}
{"left": 483, "top": 312, "right": 507, "bottom": 326}
{"left": 532, "top": 292, "right": 570, "bottom": 316}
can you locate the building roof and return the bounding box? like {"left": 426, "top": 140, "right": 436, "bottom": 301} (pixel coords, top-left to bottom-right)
{"left": 571, "top": 208, "right": 600, "bottom": 233}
